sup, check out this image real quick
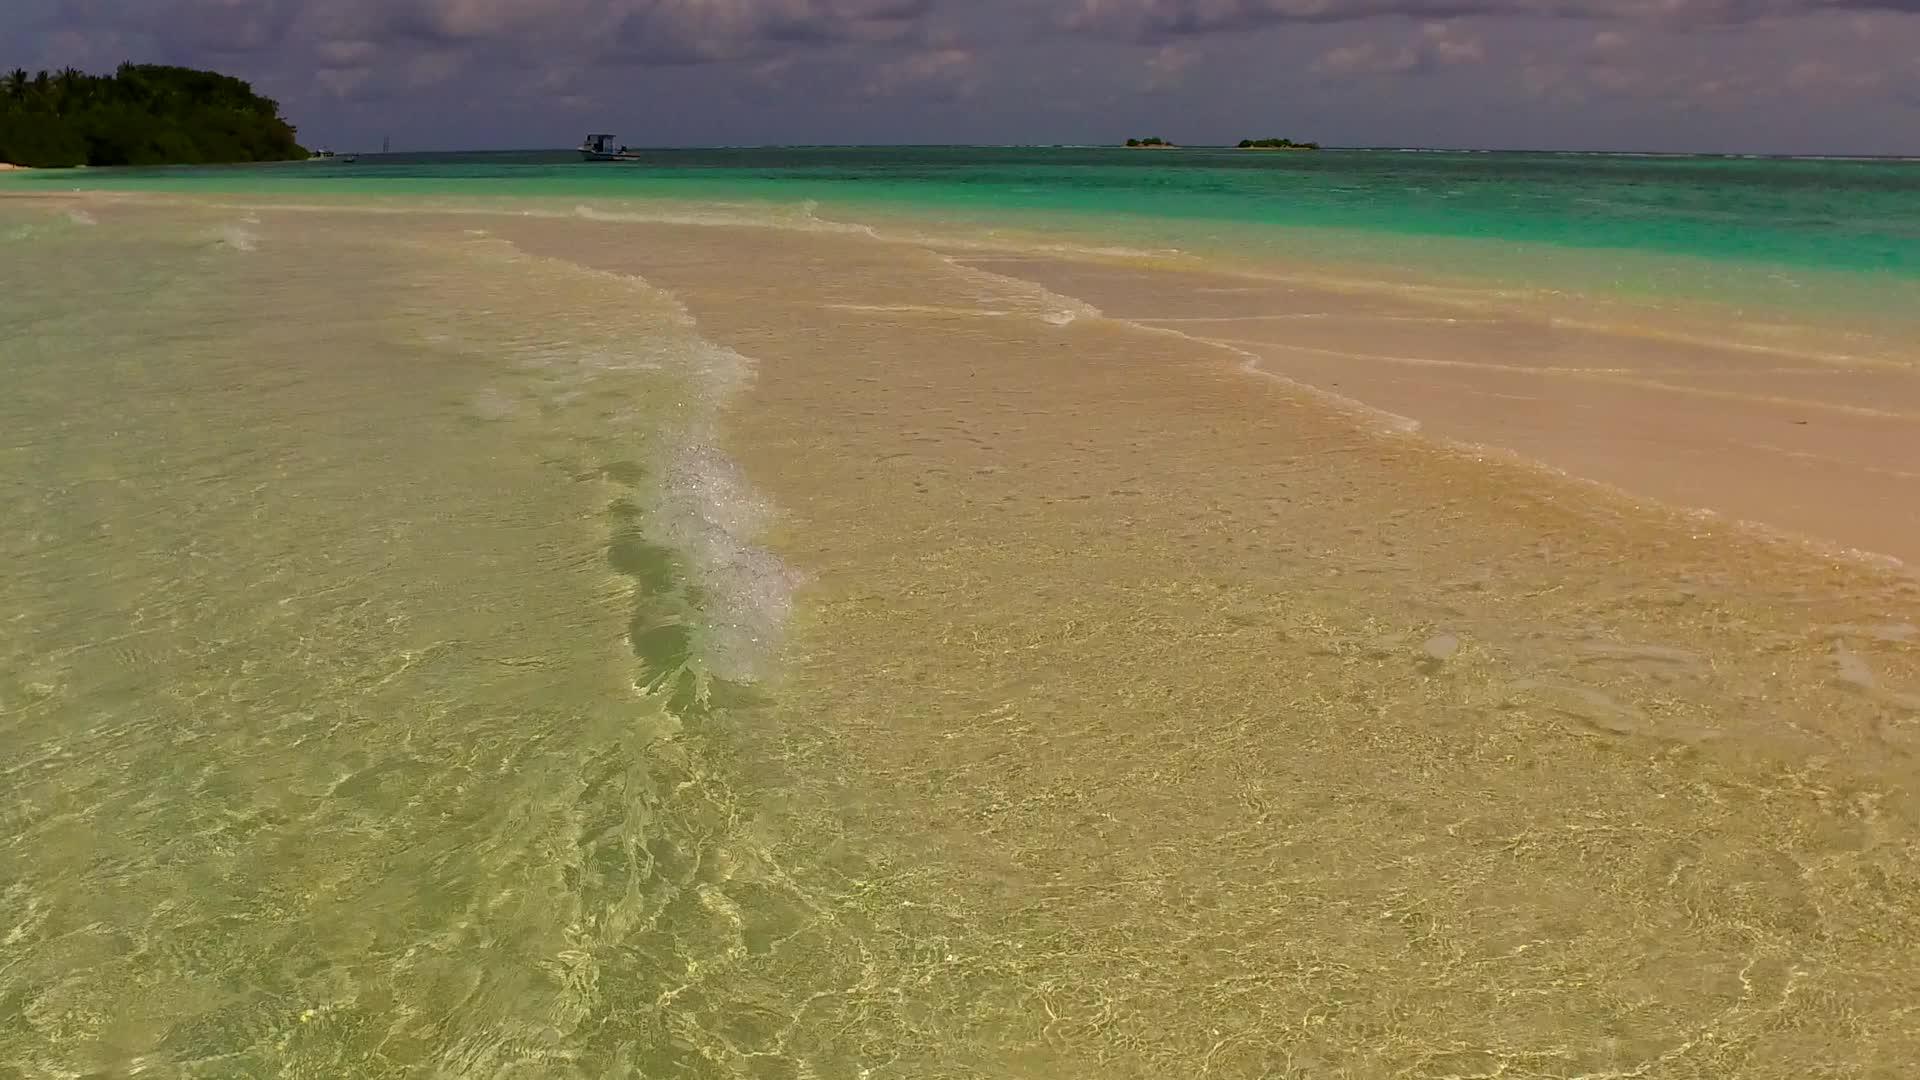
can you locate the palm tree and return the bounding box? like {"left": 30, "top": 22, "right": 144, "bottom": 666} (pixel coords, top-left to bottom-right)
{"left": 49, "top": 67, "right": 85, "bottom": 112}
{"left": 1, "top": 69, "right": 27, "bottom": 102}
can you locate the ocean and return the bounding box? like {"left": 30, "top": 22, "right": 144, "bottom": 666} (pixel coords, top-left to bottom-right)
{"left": 3, "top": 149, "right": 1919, "bottom": 1077}
{"left": 20, "top": 147, "right": 1920, "bottom": 307}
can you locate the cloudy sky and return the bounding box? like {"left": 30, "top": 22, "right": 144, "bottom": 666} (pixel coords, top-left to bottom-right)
{"left": 7, "top": 0, "right": 1919, "bottom": 154}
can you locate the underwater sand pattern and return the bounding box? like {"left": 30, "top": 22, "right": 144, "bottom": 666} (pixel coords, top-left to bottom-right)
{"left": 2, "top": 193, "right": 1918, "bottom": 1077}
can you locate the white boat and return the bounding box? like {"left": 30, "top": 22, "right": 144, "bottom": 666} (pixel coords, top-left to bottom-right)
{"left": 579, "top": 134, "right": 641, "bottom": 162}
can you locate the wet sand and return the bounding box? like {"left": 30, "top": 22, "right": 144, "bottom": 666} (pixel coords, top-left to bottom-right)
{"left": 6, "top": 192, "right": 1920, "bottom": 1077}
{"left": 498, "top": 216, "right": 1920, "bottom": 1076}
{"left": 952, "top": 256, "right": 1920, "bottom": 568}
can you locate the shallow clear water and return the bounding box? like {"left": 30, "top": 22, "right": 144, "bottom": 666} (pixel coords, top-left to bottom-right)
{"left": 5, "top": 163, "right": 1920, "bottom": 1077}
{"left": 0, "top": 203, "right": 811, "bottom": 1074}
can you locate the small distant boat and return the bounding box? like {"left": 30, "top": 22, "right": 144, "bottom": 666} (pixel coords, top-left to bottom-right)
{"left": 340, "top": 154, "right": 358, "bottom": 164}
{"left": 579, "top": 134, "right": 642, "bottom": 162}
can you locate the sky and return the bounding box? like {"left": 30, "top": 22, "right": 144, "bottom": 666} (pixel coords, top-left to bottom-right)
{"left": 7, "top": 0, "right": 1920, "bottom": 154}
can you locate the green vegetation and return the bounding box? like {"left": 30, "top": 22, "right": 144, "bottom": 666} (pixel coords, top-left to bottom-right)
{"left": 1238, "top": 137, "right": 1320, "bottom": 150}
{"left": 0, "top": 64, "right": 306, "bottom": 168}
{"left": 1124, "top": 137, "right": 1173, "bottom": 147}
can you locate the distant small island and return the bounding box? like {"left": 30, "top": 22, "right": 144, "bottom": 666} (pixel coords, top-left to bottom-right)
{"left": 1239, "top": 138, "right": 1320, "bottom": 151}
{"left": 1124, "top": 137, "right": 1176, "bottom": 149}
{"left": 0, "top": 64, "right": 306, "bottom": 169}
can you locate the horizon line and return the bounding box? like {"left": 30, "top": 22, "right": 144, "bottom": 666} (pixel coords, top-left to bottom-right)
{"left": 323, "top": 143, "right": 1920, "bottom": 162}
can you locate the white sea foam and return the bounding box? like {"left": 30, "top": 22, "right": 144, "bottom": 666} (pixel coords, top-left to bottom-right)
{"left": 940, "top": 255, "right": 1103, "bottom": 326}
{"left": 472, "top": 236, "right": 799, "bottom": 687}
{"left": 213, "top": 224, "right": 258, "bottom": 251}
{"left": 569, "top": 200, "right": 875, "bottom": 238}
{"left": 651, "top": 441, "right": 796, "bottom": 683}
{"left": 618, "top": 326, "right": 801, "bottom": 686}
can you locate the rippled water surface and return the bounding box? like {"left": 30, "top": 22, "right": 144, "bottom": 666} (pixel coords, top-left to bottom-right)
{"left": 0, "top": 203, "right": 819, "bottom": 1073}
{"left": 4, "top": 182, "right": 1920, "bottom": 1078}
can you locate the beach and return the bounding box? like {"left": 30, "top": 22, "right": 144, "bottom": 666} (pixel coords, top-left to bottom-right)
{"left": 3, "top": 155, "right": 1919, "bottom": 1077}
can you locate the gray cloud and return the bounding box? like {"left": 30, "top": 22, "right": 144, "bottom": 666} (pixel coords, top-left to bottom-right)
{"left": 599, "top": 0, "right": 933, "bottom": 64}
{"left": 859, "top": 45, "right": 977, "bottom": 99}
{"left": 5, "top": 0, "right": 1920, "bottom": 153}
{"left": 1067, "top": 0, "right": 1496, "bottom": 36}
{"left": 1062, "top": 0, "right": 1920, "bottom": 38}
{"left": 348, "top": 0, "right": 929, "bottom": 61}
{"left": 1313, "top": 20, "right": 1484, "bottom": 73}
{"left": 31, "top": 0, "right": 940, "bottom": 69}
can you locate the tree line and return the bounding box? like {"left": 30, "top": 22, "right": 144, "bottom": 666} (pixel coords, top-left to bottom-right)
{"left": 0, "top": 63, "right": 307, "bottom": 168}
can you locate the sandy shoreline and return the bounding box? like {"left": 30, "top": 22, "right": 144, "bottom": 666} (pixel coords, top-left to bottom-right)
{"left": 8, "top": 192, "right": 1920, "bottom": 1074}
{"left": 949, "top": 254, "right": 1920, "bottom": 567}
{"left": 495, "top": 213, "right": 1920, "bottom": 1074}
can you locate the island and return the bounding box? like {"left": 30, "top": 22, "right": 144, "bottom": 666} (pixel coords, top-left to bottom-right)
{"left": 1238, "top": 138, "right": 1320, "bottom": 151}
{"left": 1124, "top": 137, "right": 1177, "bottom": 148}
{"left": 0, "top": 64, "right": 307, "bottom": 169}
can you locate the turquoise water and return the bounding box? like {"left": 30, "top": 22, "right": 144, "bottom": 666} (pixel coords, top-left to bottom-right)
{"left": 13, "top": 146, "right": 1920, "bottom": 275}
{"left": 17, "top": 146, "right": 1920, "bottom": 348}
